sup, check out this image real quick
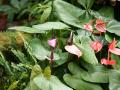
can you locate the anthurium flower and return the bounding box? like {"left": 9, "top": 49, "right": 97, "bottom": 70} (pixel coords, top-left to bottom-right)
{"left": 90, "top": 41, "right": 103, "bottom": 52}
{"left": 48, "top": 39, "right": 57, "bottom": 48}
{"left": 109, "top": 39, "right": 120, "bottom": 55}
{"left": 65, "top": 45, "right": 82, "bottom": 58}
{"left": 101, "top": 58, "right": 116, "bottom": 65}
{"left": 83, "top": 23, "right": 93, "bottom": 32}
{"left": 95, "top": 19, "right": 106, "bottom": 32}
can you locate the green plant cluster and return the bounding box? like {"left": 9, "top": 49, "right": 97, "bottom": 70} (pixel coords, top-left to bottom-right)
{"left": 1, "top": 0, "right": 120, "bottom": 90}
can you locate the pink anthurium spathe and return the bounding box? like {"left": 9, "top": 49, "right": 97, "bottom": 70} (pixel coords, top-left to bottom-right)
{"left": 109, "top": 39, "right": 120, "bottom": 55}
{"left": 83, "top": 23, "right": 93, "bottom": 32}
{"left": 48, "top": 38, "right": 57, "bottom": 48}
{"left": 101, "top": 58, "right": 116, "bottom": 65}
{"left": 65, "top": 45, "right": 82, "bottom": 58}
{"left": 90, "top": 41, "right": 103, "bottom": 52}
{"left": 95, "top": 19, "right": 106, "bottom": 32}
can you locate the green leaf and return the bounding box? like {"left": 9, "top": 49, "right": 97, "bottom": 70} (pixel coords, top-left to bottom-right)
{"left": 68, "top": 62, "right": 85, "bottom": 75}
{"left": 81, "top": 71, "right": 109, "bottom": 83}
{"left": 109, "top": 70, "right": 120, "bottom": 90}
{"left": 98, "top": 6, "right": 114, "bottom": 19}
{"left": 29, "top": 38, "right": 60, "bottom": 61}
{"left": 9, "top": 26, "right": 45, "bottom": 33}
{"left": 33, "top": 75, "right": 72, "bottom": 90}
{"left": 77, "top": 0, "right": 95, "bottom": 9}
{"left": 30, "top": 65, "right": 42, "bottom": 80}
{"left": 64, "top": 74, "right": 103, "bottom": 90}
{"left": 40, "top": 7, "right": 52, "bottom": 23}
{"left": 53, "top": 52, "right": 68, "bottom": 67}
{"left": 111, "top": 54, "right": 120, "bottom": 69}
{"left": 107, "top": 20, "right": 120, "bottom": 36}
{"left": 33, "top": 22, "right": 70, "bottom": 31}
{"left": 10, "top": 0, "right": 20, "bottom": 10}
{"left": 11, "top": 49, "right": 28, "bottom": 64}
{"left": 68, "top": 62, "right": 109, "bottom": 83}
{"left": 8, "top": 81, "right": 19, "bottom": 90}
{"left": 43, "top": 66, "right": 51, "bottom": 80}
{"left": 54, "top": 0, "right": 85, "bottom": 28}
{"left": 74, "top": 36, "right": 98, "bottom": 64}
{"left": 26, "top": 67, "right": 72, "bottom": 90}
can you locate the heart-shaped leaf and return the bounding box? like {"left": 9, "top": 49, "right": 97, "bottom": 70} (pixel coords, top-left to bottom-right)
{"left": 54, "top": 0, "right": 85, "bottom": 28}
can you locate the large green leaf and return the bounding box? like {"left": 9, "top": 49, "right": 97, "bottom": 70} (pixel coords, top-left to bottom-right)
{"left": 107, "top": 20, "right": 120, "bottom": 36}
{"left": 29, "top": 38, "right": 60, "bottom": 61}
{"left": 32, "top": 22, "right": 70, "bottom": 31}
{"left": 9, "top": 26, "right": 45, "bottom": 33}
{"left": 64, "top": 74, "right": 103, "bottom": 90}
{"left": 68, "top": 62, "right": 109, "bottom": 83}
{"left": 74, "top": 36, "right": 98, "bottom": 64}
{"left": 109, "top": 70, "right": 120, "bottom": 90}
{"left": 77, "top": 0, "right": 95, "bottom": 9}
{"left": 81, "top": 71, "right": 109, "bottom": 83}
{"left": 54, "top": 0, "right": 85, "bottom": 28}
{"left": 25, "top": 65, "right": 72, "bottom": 90}
{"left": 33, "top": 75, "right": 72, "bottom": 90}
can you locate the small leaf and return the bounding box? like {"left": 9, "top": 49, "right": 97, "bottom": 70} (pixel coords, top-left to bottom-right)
{"left": 40, "top": 7, "right": 52, "bottom": 23}
{"left": 8, "top": 81, "right": 19, "bottom": 90}
{"left": 44, "top": 66, "right": 51, "bottom": 80}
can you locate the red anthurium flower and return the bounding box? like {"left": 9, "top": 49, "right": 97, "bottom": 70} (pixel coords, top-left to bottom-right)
{"left": 101, "top": 58, "right": 116, "bottom": 65}
{"left": 95, "top": 19, "right": 106, "bottom": 32}
{"left": 48, "top": 39, "right": 57, "bottom": 48}
{"left": 109, "top": 39, "right": 120, "bottom": 55}
{"left": 90, "top": 41, "right": 103, "bottom": 52}
{"left": 83, "top": 23, "right": 93, "bottom": 32}
{"left": 65, "top": 45, "right": 82, "bottom": 58}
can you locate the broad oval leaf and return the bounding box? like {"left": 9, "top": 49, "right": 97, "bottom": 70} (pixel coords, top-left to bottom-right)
{"left": 9, "top": 26, "right": 45, "bottom": 33}
{"left": 107, "top": 20, "right": 120, "bottom": 36}
{"left": 64, "top": 74, "right": 103, "bottom": 90}
{"left": 81, "top": 71, "right": 109, "bottom": 83}
{"left": 33, "top": 22, "right": 70, "bottom": 31}
{"left": 33, "top": 75, "right": 73, "bottom": 90}
{"left": 54, "top": 0, "right": 85, "bottom": 28}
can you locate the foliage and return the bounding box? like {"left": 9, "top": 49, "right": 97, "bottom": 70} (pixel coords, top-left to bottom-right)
{"left": 1, "top": 0, "right": 120, "bottom": 90}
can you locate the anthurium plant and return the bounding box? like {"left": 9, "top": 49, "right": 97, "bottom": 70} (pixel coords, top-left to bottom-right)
{"left": 1, "top": 0, "right": 120, "bottom": 90}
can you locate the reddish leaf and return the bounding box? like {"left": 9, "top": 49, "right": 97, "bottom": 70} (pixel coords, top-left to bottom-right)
{"left": 95, "top": 19, "right": 106, "bottom": 32}
{"left": 101, "top": 58, "right": 116, "bottom": 65}
{"left": 109, "top": 39, "right": 120, "bottom": 55}
{"left": 90, "top": 41, "right": 103, "bottom": 52}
